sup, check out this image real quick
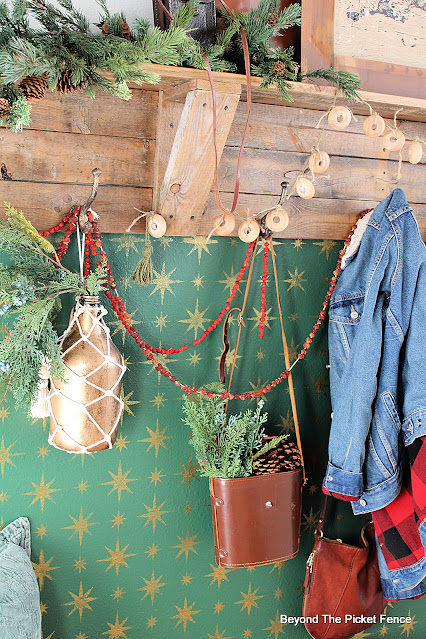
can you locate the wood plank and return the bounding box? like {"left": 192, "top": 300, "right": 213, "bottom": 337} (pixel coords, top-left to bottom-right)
{"left": 199, "top": 192, "right": 426, "bottom": 239}
{"left": 20, "top": 88, "right": 158, "bottom": 139}
{"left": 0, "top": 181, "right": 152, "bottom": 233}
{"left": 157, "top": 85, "right": 241, "bottom": 234}
{"left": 301, "top": 0, "right": 334, "bottom": 72}
{"left": 215, "top": 147, "right": 426, "bottom": 203}
{"left": 227, "top": 101, "right": 426, "bottom": 152}
{"left": 0, "top": 129, "right": 155, "bottom": 187}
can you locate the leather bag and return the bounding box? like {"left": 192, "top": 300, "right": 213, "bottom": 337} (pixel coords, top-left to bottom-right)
{"left": 302, "top": 495, "right": 386, "bottom": 639}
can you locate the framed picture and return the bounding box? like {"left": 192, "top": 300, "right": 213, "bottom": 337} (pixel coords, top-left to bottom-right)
{"left": 301, "top": 0, "right": 426, "bottom": 99}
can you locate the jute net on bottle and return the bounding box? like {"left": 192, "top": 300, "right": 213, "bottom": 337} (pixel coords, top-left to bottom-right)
{"left": 48, "top": 298, "right": 126, "bottom": 454}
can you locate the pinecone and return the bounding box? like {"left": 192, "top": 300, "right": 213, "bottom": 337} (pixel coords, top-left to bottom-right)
{"left": 252, "top": 439, "right": 301, "bottom": 476}
{"left": 18, "top": 74, "right": 48, "bottom": 101}
{"left": 273, "top": 60, "right": 286, "bottom": 76}
{"left": 56, "top": 69, "right": 89, "bottom": 94}
{"left": 268, "top": 12, "right": 279, "bottom": 26}
{"left": 101, "top": 20, "right": 131, "bottom": 40}
{"left": 0, "top": 98, "right": 10, "bottom": 117}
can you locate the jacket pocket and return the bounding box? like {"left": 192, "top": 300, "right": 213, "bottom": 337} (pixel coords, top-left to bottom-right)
{"left": 329, "top": 293, "right": 365, "bottom": 361}
{"left": 365, "top": 396, "right": 401, "bottom": 486}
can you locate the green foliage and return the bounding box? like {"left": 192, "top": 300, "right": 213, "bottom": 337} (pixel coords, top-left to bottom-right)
{"left": 182, "top": 383, "right": 286, "bottom": 478}
{"left": 0, "top": 205, "right": 108, "bottom": 408}
{"left": 300, "top": 68, "right": 361, "bottom": 102}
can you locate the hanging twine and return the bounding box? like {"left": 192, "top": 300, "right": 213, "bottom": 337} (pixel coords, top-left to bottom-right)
{"left": 126, "top": 208, "right": 155, "bottom": 286}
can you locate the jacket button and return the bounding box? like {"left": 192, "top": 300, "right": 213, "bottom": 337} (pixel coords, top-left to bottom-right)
{"left": 328, "top": 476, "right": 333, "bottom": 481}
{"left": 360, "top": 499, "right": 367, "bottom": 506}
{"left": 265, "top": 501, "right": 273, "bottom": 508}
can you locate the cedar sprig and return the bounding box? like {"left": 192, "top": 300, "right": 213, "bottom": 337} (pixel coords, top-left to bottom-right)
{"left": 300, "top": 68, "right": 362, "bottom": 102}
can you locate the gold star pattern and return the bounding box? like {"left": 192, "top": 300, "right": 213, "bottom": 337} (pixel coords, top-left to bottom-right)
{"left": 184, "top": 236, "right": 217, "bottom": 263}
{"left": 0, "top": 403, "right": 9, "bottom": 423}
{"left": 121, "top": 389, "right": 140, "bottom": 418}
{"left": 173, "top": 527, "right": 200, "bottom": 560}
{"left": 37, "top": 444, "right": 49, "bottom": 460}
{"left": 314, "top": 239, "right": 338, "bottom": 260}
{"left": 97, "top": 539, "right": 136, "bottom": 574}
{"left": 187, "top": 350, "right": 202, "bottom": 367}
{"left": 154, "top": 311, "right": 168, "bottom": 331}
{"left": 111, "top": 235, "right": 144, "bottom": 258}
{"left": 175, "top": 452, "right": 199, "bottom": 491}
{"left": 111, "top": 586, "right": 125, "bottom": 601}
{"left": 25, "top": 473, "right": 61, "bottom": 512}
{"left": 351, "top": 633, "right": 371, "bottom": 639}
{"left": 171, "top": 598, "right": 201, "bottom": 631}
{"left": 158, "top": 236, "right": 173, "bottom": 248}
{"left": 214, "top": 346, "right": 242, "bottom": 374}
{"left": 247, "top": 376, "right": 268, "bottom": 403}
{"left": 208, "top": 626, "right": 232, "bottom": 639}
{"left": 149, "top": 467, "right": 165, "bottom": 485}
{"left": 119, "top": 274, "right": 132, "bottom": 291}
{"left": 292, "top": 239, "right": 305, "bottom": 250}
{"left": 0, "top": 490, "right": 8, "bottom": 503}
{"left": 178, "top": 299, "right": 212, "bottom": 339}
{"left": 101, "top": 461, "right": 140, "bottom": 501}
{"left": 247, "top": 306, "right": 276, "bottom": 331}
{"left": 74, "top": 557, "right": 86, "bottom": 573}
{"left": 279, "top": 411, "right": 294, "bottom": 434}
{"left": 64, "top": 582, "right": 95, "bottom": 621}
{"left": 0, "top": 436, "right": 24, "bottom": 476}
{"left": 36, "top": 523, "right": 48, "bottom": 539}
{"left": 302, "top": 507, "right": 320, "bottom": 533}
{"left": 63, "top": 506, "right": 99, "bottom": 545}
{"left": 138, "top": 571, "right": 166, "bottom": 604}
{"left": 263, "top": 612, "right": 285, "bottom": 638}
{"left": 147, "top": 616, "right": 157, "bottom": 629}
{"left": 183, "top": 502, "right": 193, "bottom": 515}
{"left": 243, "top": 631, "right": 252, "bottom": 638}
{"left": 274, "top": 588, "right": 283, "bottom": 599}
{"left": 32, "top": 549, "right": 59, "bottom": 589}
{"left": 114, "top": 435, "right": 129, "bottom": 451}
{"left": 379, "top": 625, "right": 388, "bottom": 636}
{"left": 40, "top": 601, "right": 48, "bottom": 615}
{"left": 192, "top": 274, "right": 204, "bottom": 289}
{"left": 311, "top": 373, "right": 327, "bottom": 400}
{"left": 75, "top": 479, "right": 89, "bottom": 494}
{"left": 139, "top": 420, "right": 173, "bottom": 457}
{"left": 150, "top": 392, "right": 167, "bottom": 410}
{"left": 214, "top": 601, "right": 224, "bottom": 614}
{"left": 139, "top": 495, "right": 171, "bottom": 533}
{"left": 102, "top": 612, "right": 131, "bottom": 638}
{"left": 181, "top": 573, "right": 192, "bottom": 585}
{"left": 111, "top": 511, "right": 127, "bottom": 530}
{"left": 150, "top": 263, "right": 182, "bottom": 304}
{"left": 235, "top": 584, "right": 264, "bottom": 615}
{"left": 145, "top": 544, "right": 160, "bottom": 559}
{"left": 206, "top": 564, "right": 230, "bottom": 589}
{"left": 400, "top": 612, "right": 417, "bottom": 637}
{"left": 219, "top": 265, "right": 239, "bottom": 292}
{"left": 256, "top": 349, "right": 264, "bottom": 361}
{"left": 110, "top": 312, "right": 141, "bottom": 346}
{"left": 140, "top": 347, "right": 178, "bottom": 384}
{"left": 284, "top": 267, "right": 307, "bottom": 292}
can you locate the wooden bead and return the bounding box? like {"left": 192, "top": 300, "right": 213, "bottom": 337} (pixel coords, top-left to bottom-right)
{"left": 214, "top": 214, "right": 235, "bottom": 236}
{"left": 295, "top": 176, "right": 315, "bottom": 199}
{"left": 408, "top": 140, "right": 423, "bottom": 164}
{"left": 383, "top": 129, "right": 406, "bottom": 151}
{"left": 362, "top": 114, "right": 385, "bottom": 137}
{"left": 308, "top": 150, "right": 330, "bottom": 173}
{"left": 148, "top": 214, "right": 167, "bottom": 238}
{"left": 238, "top": 219, "right": 260, "bottom": 243}
{"left": 328, "top": 106, "right": 352, "bottom": 130}
{"left": 265, "top": 208, "right": 289, "bottom": 232}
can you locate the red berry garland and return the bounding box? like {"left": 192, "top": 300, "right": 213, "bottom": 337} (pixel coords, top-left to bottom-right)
{"left": 37, "top": 207, "right": 373, "bottom": 400}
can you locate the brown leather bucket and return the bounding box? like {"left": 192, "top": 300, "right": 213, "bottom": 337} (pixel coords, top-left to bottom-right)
{"left": 209, "top": 469, "right": 303, "bottom": 567}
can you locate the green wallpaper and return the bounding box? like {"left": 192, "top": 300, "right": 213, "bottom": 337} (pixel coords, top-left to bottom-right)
{"left": 0, "top": 234, "right": 424, "bottom": 639}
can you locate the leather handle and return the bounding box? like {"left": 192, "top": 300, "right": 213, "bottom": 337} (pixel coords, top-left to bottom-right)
{"left": 314, "top": 495, "right": 328, "bottom": 537}
{"left": 218, "top": 308, "right": 243, "bottom": 384}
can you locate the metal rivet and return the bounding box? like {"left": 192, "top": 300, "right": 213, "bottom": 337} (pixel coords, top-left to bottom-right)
{"left": 203, "top": 102, "right": 207, "bottom": 107}
{"left": 328, "top": 476, "right": 333, "bottom": 481}
{"left": 224, "top": 105, "right": 228, "bottom": 110}
{"left": 360, "top": 499, "right": 367, "bottom": 507}
{"left": 219, "top": 548, "right": 228, "bottom": 557}
{"left": 265, "top": 501, "right": 273, "bottom": 508}
{"left": 216, "top": 498, "right": 224, "bottom": 506}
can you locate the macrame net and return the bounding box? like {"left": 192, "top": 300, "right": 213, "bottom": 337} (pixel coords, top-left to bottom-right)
{"left": 48, "top": 301, "right": 126, "bottom": 454}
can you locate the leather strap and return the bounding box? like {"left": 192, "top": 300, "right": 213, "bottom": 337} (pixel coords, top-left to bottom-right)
{"left": 270, "top": 240, "right": 306, "bottom": 485}
{"left": 314, "top": 494, "right": 328, "bottom": 538}
{"left": 219, "top": 307, "right": 243, "bottom": 384}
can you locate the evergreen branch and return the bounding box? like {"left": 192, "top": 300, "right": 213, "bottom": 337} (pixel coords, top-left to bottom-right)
{"left": 300, "top": 68, "right": 362, "bottom": 102}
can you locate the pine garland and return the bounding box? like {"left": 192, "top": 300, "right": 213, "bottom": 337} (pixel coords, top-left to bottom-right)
{"left": 0, "top": 204, "right": 107, "bottom": 408}
{"left": 182, "top": 383, "right": 287, "bottom": 478}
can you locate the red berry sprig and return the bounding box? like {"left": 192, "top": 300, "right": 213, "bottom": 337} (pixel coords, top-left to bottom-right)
{"left": 259, "top": 237, "right": 269, "bottom": 338}
{"left": 39, "top": 208, "right": 373, "bottom": 401}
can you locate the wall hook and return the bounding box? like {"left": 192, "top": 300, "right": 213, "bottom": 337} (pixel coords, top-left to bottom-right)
{"left": 79, "top": 168, "right": 102, "bottom": 232}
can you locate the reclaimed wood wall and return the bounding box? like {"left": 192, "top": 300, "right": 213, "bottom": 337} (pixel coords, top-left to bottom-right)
{"left": 0, "top": 85, "right": 425, "bottom": 239}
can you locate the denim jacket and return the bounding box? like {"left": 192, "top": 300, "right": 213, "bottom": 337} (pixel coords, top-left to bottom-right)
{"left": 323, "top": 189, "right": 426, "bottom": 513}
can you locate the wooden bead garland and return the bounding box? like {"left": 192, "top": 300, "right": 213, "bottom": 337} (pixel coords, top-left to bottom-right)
{"left": 148, "top": 214, "right": 167, "bottom": 238}
{"left": 328, "top": 106, "right": 351, "bottom": 130}
{"left": 265, "top": 208, "right": 289, "bottom": 232}
{"left": 295, "top": 176, "right": 315, "bottom": 199}
{"left": 383, "top": 129, "right": 406, "bottom": 151}
{"left": 408, "top": 140, "right": 423, "bottom": 164}
{"left": 362, "top": 114, "right": 385, "bottom": 137}
{"left": 214, "top": 214, "right": 236, "bottom": 235}
{"left": 308, "top": 150, "right": 330, "bottom": 174}
{"left": 238, "top": 219, "right": 260, "bottom": 242}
